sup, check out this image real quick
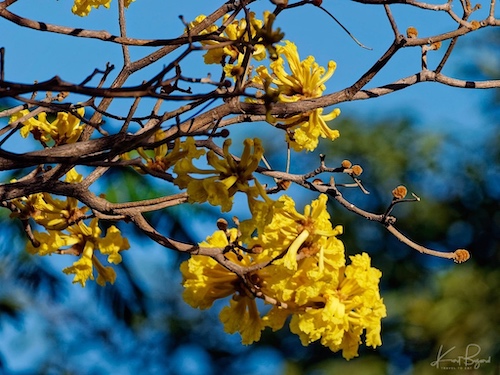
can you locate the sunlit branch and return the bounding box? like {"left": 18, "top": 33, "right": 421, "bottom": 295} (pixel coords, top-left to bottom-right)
{"left": 1, "top": 0, "right": 490, "bottom": 302}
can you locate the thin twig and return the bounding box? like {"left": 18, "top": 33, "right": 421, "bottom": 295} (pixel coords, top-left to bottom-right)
{"left": 117, "top": 0, "right": 131, "bottom": 65}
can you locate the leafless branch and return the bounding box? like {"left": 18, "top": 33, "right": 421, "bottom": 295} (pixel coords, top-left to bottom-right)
{"left": 1, "top": 0, "right": 495, "bottom": 281}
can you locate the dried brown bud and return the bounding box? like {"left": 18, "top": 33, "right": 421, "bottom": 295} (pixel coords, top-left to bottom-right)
{"left": 430, "top": 41, "right": 442, "bottom": 50}
{"left": 216, "top": 218, "right": 228, "bottom": 231}
{"left": 278, "top": 179, "right": 291, "bottom": 190}
{"left": 406, "top": 26, "right": 418, "bottom": 39}
{"left": 312, "top": 178, "right": 323, "bottom": 185}
{"left": 392, "top": 185, "right": 408, "bottom": 200}
{"left": 470, "top": 20, "right": 480, "bottom": 30}
{"left": 351, "top": 165, "right": 363, "bottom": 176}
{"left": 251, "top": 244, "right": 263, "bottom": 254}
{"left": 230, "top": 65, "right": 245, "bottom": 78}
{"left": 57, "top": 92, "right": 69, "bottom": 101}
{"left": 312, "top": 0, "right": 323, "bottom": 5}
{"left": 454, "top": 249, "right": 470, "bottom": 263}
{"left": 341, "top": 159, "right": 352, "bottom": 168}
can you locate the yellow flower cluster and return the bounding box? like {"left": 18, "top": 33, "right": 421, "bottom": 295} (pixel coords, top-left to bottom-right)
{"left": 72, "top": 0, "right": 135, "bottom": 16}
{"left": 189, "top": 12, "right": 270, "bottom": 67}
{"left": 10, "top": 107, "right": 85, "bottom": 146}
{"left": 10, "top": 169, "right": 87, "bottom": 230}
{"left": 180, "top": 227, "right": 268, "bottom": 344}
{"left": 174, "top": 138, "right": 267, "bottom": 212}
{"left": 254, "top": 41, "right": 341, "bottom": 152}
{"left": 181, "top": 194, "right": 386, "bottom": 359}
{"left": 11, "top": 169, "right": 129, "bottom": 287}
{"left": 123, "top": 132, "right": 205, "bottom": 174}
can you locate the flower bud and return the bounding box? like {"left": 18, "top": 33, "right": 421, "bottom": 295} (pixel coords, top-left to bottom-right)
{"left": 341, "top": 159, "right": 352, "bottom": 168}
{"left": 430, "top": 41, "right": 442, "bottom": 50}
{"left": 470, "top": 20, "right": 480, "bottom": 30}
{"left": 406, "top": 26, "right": 418, "bottom": 38}
{"left": 351, "top": 165, "right": 363, "bottom": 176}
{"left": 392, "top": 185, "right": 407, "bottom": 200}
{"left": 278, "top": 179, "right": 291, "bottom": 190}
{"left": 217, "top": 218, "right": 228, "bottom": 231}
{"left": 454, "top": 249, "right": 470, "bottom": 263}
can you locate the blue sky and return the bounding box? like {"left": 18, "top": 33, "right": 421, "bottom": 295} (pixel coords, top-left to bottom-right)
{"left": 1, "top": 1, "right": 498, "bottom": 373}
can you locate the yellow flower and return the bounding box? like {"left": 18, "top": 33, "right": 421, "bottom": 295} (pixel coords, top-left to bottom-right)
{"left": 194, "top": 12, "right": 267, "bottom": 65}
{"left": 9, "top": 110, "right": 50, "bottom": 143}
{"left": 27, "top": 218, "right": 129, "bottom": 287}
{"left": 9, "top": 169, "right": 88, "bottom": 230}
{"left": 62, "top": 219, "right": 129, "bottom": 286}
{"left": 180, "top": 199, "right": 386, "bottom": 356}
{"left": 261, "top": 41, "right": 336, "bottom": 100}
{"left": 220, "top": 296, "right": 264, "bottom": 345}
{"left": 9, "top": 108, "right": 86, "bottom": 145}
{"left": 98, "top": 225, "right": 130, "bottom": 264}
{"left": 180, "top": 229, "right": 241, "bottom": 309}
{"left": 186, "top": 15, "right": 221, "bottom": 64}
{"left": 289, "top": 253, "right": 386, "bottom": 360}
{"left": 71, "top": 0, "right": 135, "bottom": 16}
{"left": 126, "top": 135, "right": 205, "bottom": 175}
{"left": 26, "top": 230, "right": 77, "bottom": 256}
{"left": 93, "top": 257, "right": 117, "bottom": 286}
{"left": 257, "top": 194, "right": 344, "bottom": 270}
{"left": 174, "top": 138, "right": 265, "bottom": 212}
{"left": 63, "top": 241, "right": 95, "bottom": 287}
{"left": 285, "top": 108, "right": 341, "bottom": 152}
{"left": 246, "top": 195, "right": 385, "bottom": 358}
{"left": 253, "top": 41, "right": 340, "bottom": 152}
{"left": 181, "top": 228, "right": 267, "bottom": 344}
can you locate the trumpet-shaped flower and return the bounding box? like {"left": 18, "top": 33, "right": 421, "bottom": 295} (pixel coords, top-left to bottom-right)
{"left": 10, "top": 169, "right": 88, "bottom": 230}
{"left": 254, "top": 197, "right": 384, "bottom": 357}
{"left": 174, "top": 138, "right": 266, "bottom": 212}
{"left": 254, "top": 41, "right": 341, "bottom": 151}
{"left": 285, "top": 108, "right": 341, "bottom": 152}
{"left": 26, "top": 230, "right": 77, "bottom": 256}
{"left": 289, "top": 253, "right": 386, "bottom": 360}
{"left": 220, "top": 296, "right": 264, "bottom": 345}
{"left": 10, "top": 108, "right": 86, "bottom": 145}
{"left": 191, "top": 12, "right": 267, "bottom": 65}
{"left": 27, "top": 218, "right": 129, "bottom": 287}
{"left": 180, "top": 228, "right": 266, "bottom": 344}
{"left": 256, "top": 41, "right": 336, "bottom": 100}
{"left": 62, "top": 219, "right": 129, "bottom": 286}
{"left": 62, "top": 241, "right": 95, "bottom": 287}
{"left": 125, "top": 134, "right": 205, "bottom": 174}
{"left": 256, "top": 194, "right": 344, "bottom": 271}
{"left": 181, "top": 228, "right": 243, "bottom": 309}
{"left": 186, "top": 15, "right": 222, "bottom": 64}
